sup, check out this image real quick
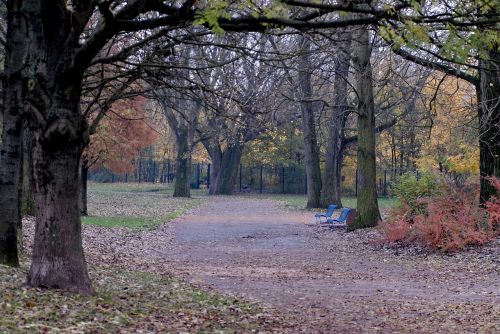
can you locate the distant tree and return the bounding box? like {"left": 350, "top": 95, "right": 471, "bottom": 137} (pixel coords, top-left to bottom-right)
{"left": 81, "top": 96, "right": 156, "bottom": 214}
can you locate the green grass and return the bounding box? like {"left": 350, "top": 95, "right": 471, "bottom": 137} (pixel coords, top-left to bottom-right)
{"left": 248, "top": 194, "right": 399, "bottom": 210}
{"left": 0, "top": 263, "right": 289, "bottom": 333}
{"left": 82, "top": 206, "right": 199, "bottom": 229}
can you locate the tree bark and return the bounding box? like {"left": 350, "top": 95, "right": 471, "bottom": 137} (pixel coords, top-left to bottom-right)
{"left": 26, "top": 84, "right": 93, "bottom": 294}
{"left": 218, "top": 144, "right": 244, "bottom": 195}
{"left": 80, "top": 164, "right": 89, "bottom": 216}
{"left": 349, "top": 25, "right": 381, "bottom": 230}
{"left": 478, "top": 46, "right": 500, "bottom": 202}
{"left": 204, "top": 140, "right": 244, "bottom": 195}
{"left": 298, "top": 35, "right": 322, "bottom": 208}
{"left": 0, "top": 0, "right": 27, "bottom": 266}
{"left": 21, "top": 127, "right": 35, "bottom": 216}
{"left": 206, "top": 142, "right": 223, "bottom": 195}
{"left": 321, "top": 35, "right": 352, "bottom": 208}
{"left": 173, "top": 126, "right": 192, "bottom": 197}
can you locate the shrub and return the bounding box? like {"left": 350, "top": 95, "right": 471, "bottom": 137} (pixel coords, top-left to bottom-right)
{"left": 484, "top": 176, "right": 500, "bottom": 231}
{"left": 379, "top": 177, "right": 500, "bottom": 252}
{"left": 392, "top": 172, "right": 442, "bottom": 215}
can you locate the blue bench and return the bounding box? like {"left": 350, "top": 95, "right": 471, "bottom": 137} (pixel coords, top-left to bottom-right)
{"left": 314, "top": 204, "right": 337, "bottom": 223}
{"left": 326, "top": 207, "right": 354, "bottom": 227}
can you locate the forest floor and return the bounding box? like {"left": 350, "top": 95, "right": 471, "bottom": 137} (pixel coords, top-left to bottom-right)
{"left": 7, "top": 183, "right": 500, "bottom": 333}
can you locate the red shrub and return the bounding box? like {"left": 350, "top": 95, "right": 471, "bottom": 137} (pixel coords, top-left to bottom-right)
{"left": 379, "top": 177, "right": 500, "bottom": 252}
{"left": 378, "top": 206, "right": 412, "bottom": 244}
{"left": 484, "top": 176, "right": 500, "bottom": 232}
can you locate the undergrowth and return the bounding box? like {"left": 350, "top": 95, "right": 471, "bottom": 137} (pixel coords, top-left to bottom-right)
{"left": 379, "top": 176, "right": 500, "bottom": 252}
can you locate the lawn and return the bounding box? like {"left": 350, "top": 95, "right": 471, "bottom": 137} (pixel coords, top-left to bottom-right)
{"left": 83, "top": 182, "right": 205, "bottom": 229}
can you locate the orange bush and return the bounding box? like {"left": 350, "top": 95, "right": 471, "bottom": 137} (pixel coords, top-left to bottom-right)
{"left": 379, "top": 177, "right": 500, "bottom": 252}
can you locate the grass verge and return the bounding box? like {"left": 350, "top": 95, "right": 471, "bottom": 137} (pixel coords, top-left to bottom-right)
{"left": 0, "top": 263, "right": 288, "bottom": 333}
{"left": 82, "top": 200, "right": 202, "bottom": 230}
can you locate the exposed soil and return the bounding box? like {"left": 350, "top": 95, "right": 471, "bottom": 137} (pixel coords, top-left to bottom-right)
{"left": 23, "top": 196, "right": 500, "bottom": 333}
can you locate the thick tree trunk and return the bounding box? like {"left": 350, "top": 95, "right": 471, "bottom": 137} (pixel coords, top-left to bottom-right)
{"left": 478, "top": 47, "right": 500, "bottom": 203}
{"left": 80, "top": 164, "right": 89, "bottom": 216}
{"left": 298, "top": 36, "right": 322, "bottom": 208}
{"left": 0, "top": 0, "right": 26, "bottom": 266}
{"left": 218, "top": 144, "right": 243, "bottom": 195}
{"left": 321, "top": 37, "right": 352, "bottom": 208}
{"left": 21, "top": 127, "right": 35, "bottom": 216}
{"left": 26, "top": 86, "right": 93, "bottom": 294}
{"left": 349, "top": 26, "right": 380, "bottom": 230}
{"left": 206, "top": 142, "right": 243, "bottom": 195}
{"left": 206, "top": 143, "right": 223, "bottom": 195}
{"left": 173, "top": 127, "right": 191, "bottom": 197}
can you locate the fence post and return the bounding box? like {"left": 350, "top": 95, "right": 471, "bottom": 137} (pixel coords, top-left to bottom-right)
{"left": 239, "top": 164, "right": 243, "bottom": 192}
{"left": 355, "top": 169, "right": 358, "bottom": 197}
{"left": 152, "top": 160, "right": 156, "bottom": 183}
{"left": 207, "top": 164, "right": 211, "bottom": 189}
{"left": 167, "top": 160, "right": 170, "bottom": 183}
{"left": 304, "top": 172, "right": 307, "bottom": 194}
{"left": 125, "top": 173, "right": 128, "bottom": 183}
{"left": 383, "top": 170, "right": 387, "bottom": 197}
{"left": 282, "top": 166, "right": 285, "bottom": 194}
{"left": 196, "top": 163, "right": 201, "bottom": 189}
{"left": 260, "top": 165, "right": 263, "bottom": 193}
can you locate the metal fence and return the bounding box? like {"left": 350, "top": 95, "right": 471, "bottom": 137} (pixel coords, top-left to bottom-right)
{"left": 88, "top": 159, "right": 412, "bottom": 196}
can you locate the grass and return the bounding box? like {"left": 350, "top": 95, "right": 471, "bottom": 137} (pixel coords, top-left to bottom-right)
{"left": 85, "top": 182, "right": 204, "bottom": 230}
{"left": 248, "top": 193, "right": 399, "bottom": 210}
{"left": 0, "top": 263, "right": 289, "bottom": 333}
{"left": 82, "top": 206, "right": 199, "bottom": 229}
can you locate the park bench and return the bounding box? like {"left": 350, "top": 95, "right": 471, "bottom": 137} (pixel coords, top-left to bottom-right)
{"left": 326, "top": 207, "right": 356, "bottom": 228}
{"left": 314, "top": 204, "right": 337, "bottom": 223}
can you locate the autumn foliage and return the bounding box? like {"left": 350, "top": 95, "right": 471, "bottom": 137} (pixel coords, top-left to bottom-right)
{"left": 83, "top": 96, "right": 157, "bottom": 173}
{"left": 379, "top": 176, "right": 500, "bottom": 252}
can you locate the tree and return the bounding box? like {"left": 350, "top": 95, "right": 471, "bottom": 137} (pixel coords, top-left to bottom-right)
{"left": 0, "top": 0, "right": 201, "bottom": 292}
{"left": 81, "top": 96, "right": 156, "bottom": 214}
{"left": 379, "top": 1, "right": 500, "bottom": 202}
{"left": 349, "top": 23, "right": 381, "bottom": 230}
{"left": 297, "top": 35, "right": 322, "bottom": 208}
{"left": 321, "top": 30, "right": 352, "bottom": 208}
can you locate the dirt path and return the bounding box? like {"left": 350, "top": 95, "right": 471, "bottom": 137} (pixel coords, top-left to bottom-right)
{"left": 157, "top": 197, "right": 499, "bottom": 333}
{"left": 76, "top": 195, "right": 499, "bottom": 332}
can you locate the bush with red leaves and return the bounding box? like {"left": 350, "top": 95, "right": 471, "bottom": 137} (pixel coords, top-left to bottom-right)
{"left": 379, "top": 176, "right": 500, "bottom": 252}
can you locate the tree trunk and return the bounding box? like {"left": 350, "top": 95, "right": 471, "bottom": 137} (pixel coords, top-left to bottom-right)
{"left": 26, "top": 87, "right": 93, "bottom": 294}
{"left": 206, "top": 142, "right": 244, "bottom": 195}
{"left": 0, "top": 0, "right": 26, "bottom": 266}
{"left": 349, "top": 25, "right": 380, "bottom": 230}
{"left": 21, "top": 127, "right": 35, "bottom": 216}
{"left": 298, "top": 35, "right": 322, "bottom": 208}
{"left": 321, "top": 36, "right": 352, "bottom": 208}
{"left": 478, "top": 46, "right": 500, "bottom": 203}
{"left": 173, "top": 127, "right": 191, "bottom": 197}
{"left": 206, "top": 142, "right": 223, "bottom": 195}
{"left": 80, "top": 164, "right": 89, "bottom": 216}
{"left": 218, "top": 144, "right": 244, "bottom": 195}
